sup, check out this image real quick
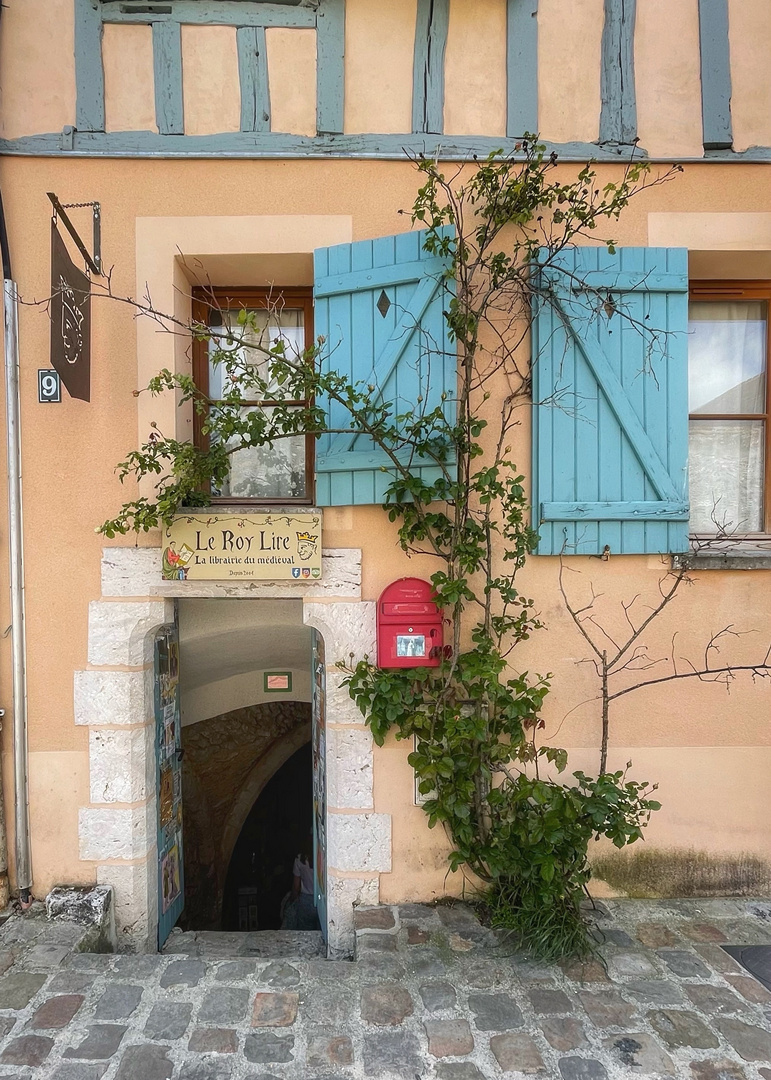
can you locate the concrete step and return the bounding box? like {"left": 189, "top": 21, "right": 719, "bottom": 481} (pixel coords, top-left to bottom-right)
{"left": 162, "top": 929, "right": 325, "bottom": 959}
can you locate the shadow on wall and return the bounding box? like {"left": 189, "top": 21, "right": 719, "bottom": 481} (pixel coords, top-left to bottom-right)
{"left": 593, "top": 848, "right": 771, "bottom": 898}
{"left": 180, "top": 700, "right": 311, "bottom": 930}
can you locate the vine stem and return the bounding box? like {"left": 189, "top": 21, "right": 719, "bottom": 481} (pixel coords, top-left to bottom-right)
{"left": 600, "top": 650, "right": 609, "bottom": 775}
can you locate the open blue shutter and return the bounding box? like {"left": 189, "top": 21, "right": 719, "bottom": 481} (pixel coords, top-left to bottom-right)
{"left": 313, "top": 229, "right": 456, "bottom": 506}
{"left": 532, "top": 247, "right": 689, "bottom": 555}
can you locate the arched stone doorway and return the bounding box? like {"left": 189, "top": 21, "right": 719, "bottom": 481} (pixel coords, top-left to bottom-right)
{"left": 180, "top": 701, "right": 311, "bottom": 930}
{"left": 77, "top": 545, "right": 387, "bottom": 957}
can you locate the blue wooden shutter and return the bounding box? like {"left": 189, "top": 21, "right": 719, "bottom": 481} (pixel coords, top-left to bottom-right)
{"left": 313, "top": 229, "right": 456, "bottom": 506}
{"left": 532, "top": 246, "right": 689, "bottom": 555}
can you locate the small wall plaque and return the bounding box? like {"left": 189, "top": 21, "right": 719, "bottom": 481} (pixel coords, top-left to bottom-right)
{"left": 38, "top": 369, "right": 61, "bottom": 403}
{"left": 264, "top": 672, "right": 292, "bottom": 693}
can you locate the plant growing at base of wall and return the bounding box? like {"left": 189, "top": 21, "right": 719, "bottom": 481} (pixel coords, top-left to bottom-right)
{"left": 98, "top": 141, "right": 678, "bottom": 959}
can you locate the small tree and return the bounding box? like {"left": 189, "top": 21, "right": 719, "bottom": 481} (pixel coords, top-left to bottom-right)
{"left": 99, "top": 142, "right": 682, "bottom": 959}
{"left": 559, "top": 550, "right": 771, "bottom": 778}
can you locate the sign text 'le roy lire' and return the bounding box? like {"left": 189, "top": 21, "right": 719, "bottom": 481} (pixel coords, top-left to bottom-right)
{"left": 162, "top": 513, "right": 322, "bottom": 581}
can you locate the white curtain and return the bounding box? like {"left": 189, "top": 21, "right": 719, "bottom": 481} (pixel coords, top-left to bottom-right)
{"left": 209, "top": 308, "right": 307, "bottom": 500}
{"left": 688, "top": 300, "right": 767, "bottom": 533}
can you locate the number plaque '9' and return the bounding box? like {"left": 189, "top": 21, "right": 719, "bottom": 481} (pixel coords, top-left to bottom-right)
{"left": 38, "top": 369, "right": 62, "bottom": 403}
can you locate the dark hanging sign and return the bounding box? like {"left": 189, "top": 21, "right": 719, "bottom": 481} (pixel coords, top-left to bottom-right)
{"left": 50, "top": 221, "right": 91, "bottom": 401}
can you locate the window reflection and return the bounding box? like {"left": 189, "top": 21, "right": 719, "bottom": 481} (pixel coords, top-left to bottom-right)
{"left": 207, "top": 306, "right": 308, "bottom": 501}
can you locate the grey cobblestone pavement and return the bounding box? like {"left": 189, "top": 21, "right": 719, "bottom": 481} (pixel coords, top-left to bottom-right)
{"left": 0, "top": 898, "right": 770, "bottom": 1078}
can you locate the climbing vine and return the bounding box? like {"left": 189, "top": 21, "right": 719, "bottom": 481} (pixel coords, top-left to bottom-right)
{"left": 100, "top": 142, "right": 678, "bottom": 959}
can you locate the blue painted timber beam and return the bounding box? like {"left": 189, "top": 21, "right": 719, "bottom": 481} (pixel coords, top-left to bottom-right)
{"left": 237, "top": 26, "right": 271, "bottom": 132}
{"left": 506, "top": 0, "right": 538, "bottom": 138}
{"left": 9, "top": 127, "right": 771, "bottom": 160}
{"left": 75, "top": 0, "right": 106, "bottom": 132}
{"left": 153, "top": 21, "right": 185, "bottom": 135}
{"left": 599, "top": 0, "right": 638, "bottom": 146}
{"left": 316, "top": 0, "right": 345, "bottom": 135}
{"left": 697, "top": 0, "right": 733, "bottom": 150}
{"left": 0, "top": 130, "right": 661, "bottom": 160}
{"left": 101, "top": 3, "right": 317, "bottom": 28}
{"left": 412, "top": 0, "right": 450, "bottom": 135}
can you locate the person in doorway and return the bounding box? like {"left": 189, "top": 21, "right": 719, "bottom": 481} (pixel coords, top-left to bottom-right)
{"left": 280, "top": 834, "right": 320, "bottom": 931}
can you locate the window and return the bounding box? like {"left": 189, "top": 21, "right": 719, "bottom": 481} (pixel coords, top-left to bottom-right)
{"left": 688, "top": 283, "right": 771, "bottom": 536}
{"left": 192, "top": 288, "right": 314, "bottom": 504}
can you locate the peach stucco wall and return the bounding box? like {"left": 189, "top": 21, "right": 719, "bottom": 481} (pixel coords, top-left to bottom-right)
{"left": 444, "top": 0, "right": 507, "bottom": 138}
{"left": 103, "top": 24, "right": 157, "bottom": 135}
{"left": 181, "top": 26, "right": 241, "bottom": 137}
{"left": 635, "top": 0, "right": 703, "bottom": 158}
{"left": 728, "top": 0, "right": 771, "bottom": 153}
{"left": 344, "top": 0, "right": 415, "bottom": 134}
{"left": 265, "top": 28, "right": 317, "bottom": 137}
{"left": 0, "top": 0, "right": 75, "bottom": 140}
{"left": 537, "top": 0, "right": 603, "bottom": 145}
{"left": 1, "top": 153, "right": 770, "bottom": 901}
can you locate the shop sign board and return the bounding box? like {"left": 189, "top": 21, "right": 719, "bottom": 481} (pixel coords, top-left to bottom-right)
{"left": 162, "top": 512, "right": 322, "bottom": 581}
{"left": 50, "top": 221, "right": 91, "bottom": 401}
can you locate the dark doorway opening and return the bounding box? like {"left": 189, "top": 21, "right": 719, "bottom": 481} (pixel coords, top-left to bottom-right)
{"left": 221, "top": 743, "right": 313, "bottom": 931}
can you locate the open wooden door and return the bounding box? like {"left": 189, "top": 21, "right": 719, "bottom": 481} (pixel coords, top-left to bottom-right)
{"left": 311, "top": 630, "right": 327, "bottom": 945}
{"left": 155, "top": 621, "right": 185, "bottom": 948}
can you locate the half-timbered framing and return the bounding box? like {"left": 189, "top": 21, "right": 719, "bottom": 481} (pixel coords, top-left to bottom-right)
{"left": 1, "top": 0, "right": 765, "bottom": 160}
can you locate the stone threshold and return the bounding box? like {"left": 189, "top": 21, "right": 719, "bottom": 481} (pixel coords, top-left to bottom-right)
{"left": 162, "top": 929, "right": 326, "bottom": 960}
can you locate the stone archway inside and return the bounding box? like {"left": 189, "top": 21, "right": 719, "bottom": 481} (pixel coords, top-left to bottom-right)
{"left": 180, "top": 701, "right": 311, "bottom": 930}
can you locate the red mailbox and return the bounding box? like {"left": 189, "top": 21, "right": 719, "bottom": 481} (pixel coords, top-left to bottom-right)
{"left": 377, "top": 578, "right": 444, "bottom": 668}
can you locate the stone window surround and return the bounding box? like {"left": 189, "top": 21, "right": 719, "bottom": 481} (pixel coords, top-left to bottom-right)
{"left": 75, "top": 544, "right": 389, "bottom": 957}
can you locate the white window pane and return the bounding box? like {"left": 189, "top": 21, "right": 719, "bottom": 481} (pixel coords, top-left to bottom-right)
{"left": 689, "top": 419, "right": 764, "bottom": 533}
{"left": 206, "top": 304, "right": 308, "bottom": 501}
{"left": 688, "top": 301, "right": 766, "bottom": 414}
{"left": 209, "top": 307, "right": 304, "bottom": 400}
{"left": 212, "top": 405, "right": 307, "bottom": 501}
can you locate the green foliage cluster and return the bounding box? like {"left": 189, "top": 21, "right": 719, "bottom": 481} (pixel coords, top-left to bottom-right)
{"left": 101, "top": 140, "right": 670, "bottom": 958}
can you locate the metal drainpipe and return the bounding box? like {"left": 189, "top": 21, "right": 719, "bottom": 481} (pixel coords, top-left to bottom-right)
{"left": 0, "top": 188, "right": 32, "bottom": 906}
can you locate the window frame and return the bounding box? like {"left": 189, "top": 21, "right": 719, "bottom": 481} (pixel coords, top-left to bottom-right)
{"left": 689, "top": 280, "right": 771, "bottom": 537}
{"left": 191, "top": 286, "right": 315, "bottom": 507}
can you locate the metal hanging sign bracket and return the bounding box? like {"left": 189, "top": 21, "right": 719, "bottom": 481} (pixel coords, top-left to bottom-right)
{"left": 46, "top": 192, "right": 101, "bottom": 276}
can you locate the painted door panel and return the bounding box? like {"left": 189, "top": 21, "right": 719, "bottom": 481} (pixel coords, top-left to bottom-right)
{"left": 312, "top": 630, "right": 327, "bottom": 944}
{"left": 155, "top": 622, "right": 184, "bottom": 948}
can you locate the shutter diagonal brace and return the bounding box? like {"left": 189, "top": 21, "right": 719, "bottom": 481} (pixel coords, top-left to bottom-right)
{"left": 325, "top": 273, "right": 443, "bottom": 455}
{"left": 546, "top": 288, "right": 682, "bottom": 505}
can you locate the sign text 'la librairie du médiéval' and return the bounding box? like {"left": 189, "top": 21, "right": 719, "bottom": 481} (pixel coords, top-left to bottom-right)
{"left": 162, "top": 513, "right": 322, "bottom": 581}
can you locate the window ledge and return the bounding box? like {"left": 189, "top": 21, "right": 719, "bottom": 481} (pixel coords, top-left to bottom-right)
{"left": 674, "top": 544, "right": 771, "bottom": 571}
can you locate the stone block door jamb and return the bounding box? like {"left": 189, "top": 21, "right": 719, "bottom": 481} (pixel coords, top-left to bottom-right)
{"left": 303, "top": 599, "right": 389, "bottom": 960}
{"left": 75, "top": 546, "right": 389, "bottom": 956}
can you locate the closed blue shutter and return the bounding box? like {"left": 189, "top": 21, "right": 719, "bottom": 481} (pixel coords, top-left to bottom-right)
{"left": 532, "top": 247, "right": 689, "bottom": 555}
{"left": 313, "top": 229, "right": 456, "bottom": 506}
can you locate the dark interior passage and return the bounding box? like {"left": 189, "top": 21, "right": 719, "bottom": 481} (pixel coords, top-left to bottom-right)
{"left": 221, "top": 743, "right": 313, "bottom": 931}
{"left": 179, "top": 700, "right": 310, "bottom": 931}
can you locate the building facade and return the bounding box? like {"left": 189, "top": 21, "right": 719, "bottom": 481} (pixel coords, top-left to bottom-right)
{"left": 0, "top": 0, "right": 770, "bottom": 954}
